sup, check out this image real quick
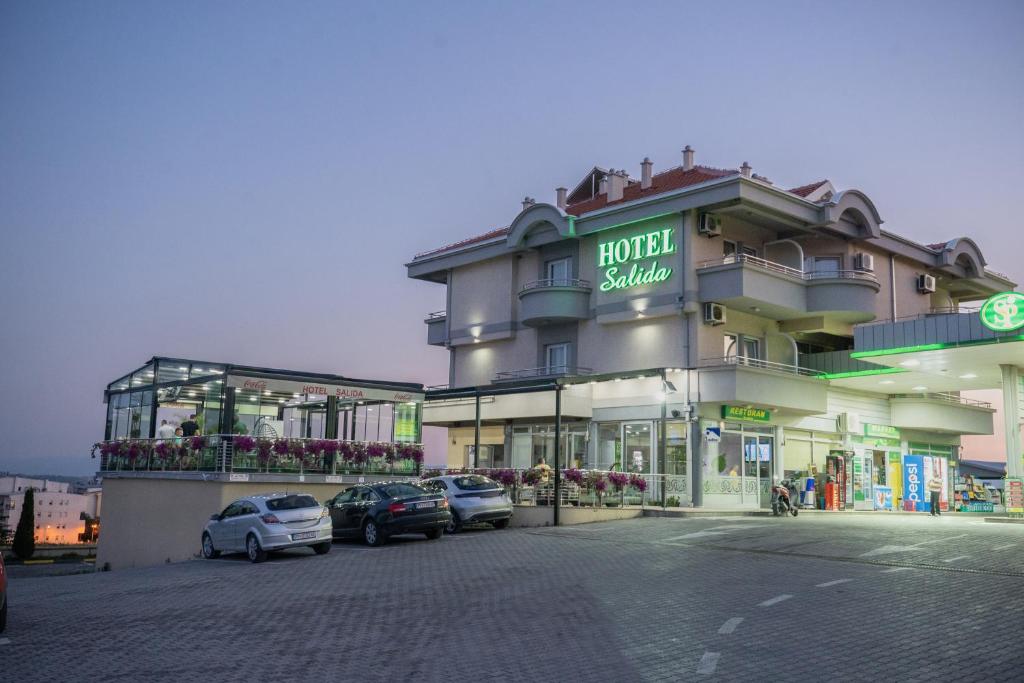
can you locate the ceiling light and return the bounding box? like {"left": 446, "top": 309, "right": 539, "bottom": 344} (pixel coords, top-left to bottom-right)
{"left": 589, "top": 381, "right": 597, "bottom": 385}
{"left": 959, "top": 373, "right": 977, "bottom": 379}
{"left": 912, "top": 386, "right": 928, "bottom": 392}
{"left": 899, "top": 360, "right": 920, "bottom": 367}
{"left": 249, "top": 397, "right": 257, "bottom": 401}
{"left": 264, "top": 391, "right": 270, "bottom": 396}
{"left": 879, "top": 380, "right": 895, "bottom": 385}
{"left": 187, "top": 391, "right": 196, "bottom": 397}
{"left": 614, "top": 378, "right": 622, "bottom": 383}
{"left": 277, "top": 399, "right": 285, "bottom": 404}
{"left": 178, "top": 366, "right": 187, "bottom": 371}
{"left": 293, "top": 393, "right": 300, "bottom": 398}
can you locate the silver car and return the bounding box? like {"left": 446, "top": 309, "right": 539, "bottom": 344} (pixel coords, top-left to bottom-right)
{"left": 422, "top": 474, "right": 513, "bottom": 533}
{"left": 201, "top": 493, "right": 333, "bottom": 563}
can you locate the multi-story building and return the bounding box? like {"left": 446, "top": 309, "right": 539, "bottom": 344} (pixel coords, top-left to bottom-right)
{"left": 407, "top": 146, "right": 1021, "bottom": 510}
{"left": 0, "top": 476, "right": 100, "bottom": 544}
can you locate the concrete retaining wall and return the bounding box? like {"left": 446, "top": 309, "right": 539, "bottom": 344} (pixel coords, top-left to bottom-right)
{"left": 510, "top": 505, "right": 643, "bottom": 528}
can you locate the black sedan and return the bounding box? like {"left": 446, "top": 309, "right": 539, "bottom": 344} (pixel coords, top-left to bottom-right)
{"left": 327, "top": 481, "right": 451, "bottom": 546}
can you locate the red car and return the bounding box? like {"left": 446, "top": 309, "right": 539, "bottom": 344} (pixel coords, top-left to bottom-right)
{"left": 0, "top": 552, "right": 7, "bottom": 633}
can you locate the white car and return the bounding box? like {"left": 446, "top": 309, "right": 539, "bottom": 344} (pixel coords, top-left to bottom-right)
{"left": 202, "top": 493, "right": 333, "bottom": 563}
{"left": 422, "top": 474, "right": 513, "bottom": 533}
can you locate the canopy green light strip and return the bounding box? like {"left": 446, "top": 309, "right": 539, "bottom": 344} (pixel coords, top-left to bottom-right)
{"left": 850, "top": 333, "right": 1024, "bottom": 359}
{"left": 821, "top": 367, "right": 906, "bottom": 380}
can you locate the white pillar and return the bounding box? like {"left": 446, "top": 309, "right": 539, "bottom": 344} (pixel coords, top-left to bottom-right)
{"left": 1001, "top": 364, "right": 1023, "bottom": 478}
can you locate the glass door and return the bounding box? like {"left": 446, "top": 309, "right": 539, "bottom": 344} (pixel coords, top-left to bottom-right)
{"left": 742, "top": 433, "right": 774, "bottom": 507}
{"left": 622, "top": 422, "right": 654, "bottom": 474}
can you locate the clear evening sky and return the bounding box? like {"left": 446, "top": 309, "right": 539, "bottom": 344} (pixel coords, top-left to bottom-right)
{"left": 1, "top": 1, "right": 1022, "bottom": 475}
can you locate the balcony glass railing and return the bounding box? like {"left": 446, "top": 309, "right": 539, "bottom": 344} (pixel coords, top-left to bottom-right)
{"left": 889, "top": 393, "right": 992, "bottom": 408}
{"left": 493, "top": 365, "right": 593, "bottom": 382}
{"left": 698, "top": 255, "right": 879, "bottom": 283}
{"left": 91, "top": 435, "right": 424, "bottom": 476}
{"left": 699, "top": 356, "right": 826, "bottom": 378}
{"left": 519, "top": 278, "right": 591, "bottom": 294}
{"left": 424, "top": 310, "right": 447, "bottom": 322}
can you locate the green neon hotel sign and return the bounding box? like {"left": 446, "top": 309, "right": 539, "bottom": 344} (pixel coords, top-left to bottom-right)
{"left": 597, "top": 228, "right": 675, "bottom": 292}
{"left": 980, "top": 291, "right": 1024, "bottom": 332}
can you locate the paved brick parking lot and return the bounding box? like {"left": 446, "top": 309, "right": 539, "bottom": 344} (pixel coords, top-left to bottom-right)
{"left": 4, "top": 514, "right": 1023, "bottom": 681}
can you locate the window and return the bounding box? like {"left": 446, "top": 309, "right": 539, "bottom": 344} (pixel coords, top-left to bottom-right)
{"left": 546, "top": 257, "right": 571, "bottom": 283}
{"left": 334, "top": 489, "right": 358, "bottom": 505}
{"left": 375, "top": 483, "right": 426, "bottom": 499}
{"left": 806, "top": 256, "right": 841, "bottom": 275}
{"left": 452, "top": 475, "right": 500, "bottom": 491}
{"left": 266, "top": 494, "right": 318, "bottom": 511}
{"left": 741, "top": 245, "right": 757, "bottom": 257}
{"left": 545, "top": 343, "right": 569, "bottom": 374}
{"left": 743, "top": 338, "right": 760, "bottom": 360}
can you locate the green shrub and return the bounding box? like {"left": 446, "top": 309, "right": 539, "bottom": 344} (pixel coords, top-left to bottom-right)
{"left": 13, "top": 487, "right": 36, "bottom": 560}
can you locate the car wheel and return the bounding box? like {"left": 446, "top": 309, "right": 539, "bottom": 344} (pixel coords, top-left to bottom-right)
{"left": 425, "top": 527, "right": 443, "bottom": 540}
{"left": 363, "top": 520, "right": 386, "bottom": 547}
{"left": 246, "top": 533, "right": 267, "bottom": 563}
{"left": 313, "top": 541, "right": 332, "bottom": 555}
{"left": 492, "top": 518, "right": 510, "bottom": 530}
{"left": 201, "top": 532, "right": 220, "bottom": 559}
{"left": 445, "top": 511, "right": 462, "bottom": 534}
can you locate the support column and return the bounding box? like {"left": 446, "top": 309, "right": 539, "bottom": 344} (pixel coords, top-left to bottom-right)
{"left": 1002, "top": 365, "right": 1023, "bottom": 479}
{"left": 325, "top": 396, "right": 338, "bottom": 439}
{"left": 473, "top": 392, "right": 481, "bottom": 469}
{"left": 554, "top": 386, "right": 562, "bottom": 527}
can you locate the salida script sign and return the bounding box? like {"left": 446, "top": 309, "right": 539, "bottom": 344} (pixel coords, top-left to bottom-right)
{"left": 597, "top": 228, "right": 675, "bottom": 292}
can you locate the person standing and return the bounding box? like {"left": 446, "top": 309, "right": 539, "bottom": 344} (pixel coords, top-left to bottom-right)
{"left": 927, "top": 475, "right": 943, "bottom": 516}
{"left": 156, "top": 419, "right": 175, "bottom": 441}
{"left": 181, "top": 414, "right": 200, "bottom": 437}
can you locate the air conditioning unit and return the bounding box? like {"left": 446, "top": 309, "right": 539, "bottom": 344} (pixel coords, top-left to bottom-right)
{"left": 853, "top": 253, "right": 875, "bottom": 272}
{"left": 837, "top": 411, "right": 862, "bottom": 435}
{"left": 703, "top": 302, "right": 726, "bottom": 325}
{"left": 698, "top": 213, "right": 722, "bottom": 237}
{"left": 917, "top": 273, "right": 936, "bottom": 293}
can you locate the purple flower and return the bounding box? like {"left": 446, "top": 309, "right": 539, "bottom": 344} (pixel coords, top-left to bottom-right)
{"left": 189, "top": 436, "right": 205, "bottom": 452}
{"left": 234, "top": 436, "right": 256, "bottom": 453}
{"left": 608, "top": 472, "right": 628, "bottom": 491}
{"left": 594, "top": 478, "right": 608, "bottom": 493}
{"left": 628, "top": 473, "right": 648, "bottom": 492}
{"left": 256, "top": 439, "right": 274, "bottom": 464}
{"left": 272, "top": 439, "right": 290, "bottom": 456}
{"left": 564, "top": 468, "right": 584, "bottom": 485}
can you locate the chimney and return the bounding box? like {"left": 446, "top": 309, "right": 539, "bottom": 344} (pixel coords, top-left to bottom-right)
{"left": 598, "top": 173, "right": 609, "bottom": 196}
{"left": 555, "top": 187, "right": 567, "bottom": 209}
{"left": 607, "top": 169, "right": 628, "bottom": 202}
{"left": 640, "top": 157, "right": 653, "bottom": 190}
{"left": 521, "top": 196, "right": 535, "bottom": 211}
{"left": 740, "top": 162, "right": 752, "bottom": 178}
{"left": 682, "top": 145, "right": 695, "bottom": 171}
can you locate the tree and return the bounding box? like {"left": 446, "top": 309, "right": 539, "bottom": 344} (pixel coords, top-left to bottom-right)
{"left": 13, "top": 487, "right": 36, "bottom": 560}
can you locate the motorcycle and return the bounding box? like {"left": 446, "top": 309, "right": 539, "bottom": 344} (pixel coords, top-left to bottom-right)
{"left": 771, "top": 479, "right": 800, "bottom": 517}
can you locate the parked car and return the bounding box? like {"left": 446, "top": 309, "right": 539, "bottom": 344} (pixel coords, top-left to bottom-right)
{"left": 201, "top": 493, "right": 333, "bottom": 563}
{"left": 422, "top": 474, "right": 513, "bottom": 533}
{"left": 327, "top": 481, "right": 450, "bottom": 546}
{"left": 0, "top": 552, "right": 7, "bottom": 633}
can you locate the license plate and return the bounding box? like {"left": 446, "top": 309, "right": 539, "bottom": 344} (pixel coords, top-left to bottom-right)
{"left": 416, "top": 501, "right": 435, "bottom": 509}
{"left": 292, "top": 531, "right": 316, "bottom": 540}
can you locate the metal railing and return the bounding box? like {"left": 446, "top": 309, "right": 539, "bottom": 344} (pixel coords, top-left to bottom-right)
{"left": 890, "top": 393, "right": 992, "bottom": 408}
{"left": 699, "top": 355, "right": 825, "bottom": 377}
{"left": 418, "top": 467, "right": 691, "bottom": 509}
{"left": 855, "top": 306, "right": 982, "bottom": 327}
{"left": 519, "top": 278, "right": 592, "bottom": 293}
{"left": 493, "top": 365, "right": 594, "bottom": 382}
{"left": 92, "top": 435, "right": 424, "bottom": 477}
{"left": 698, "top": 254, "right": 879, "bottom": 284}
{"left": 424, "top": 310, "right": 447, "bottom": 322}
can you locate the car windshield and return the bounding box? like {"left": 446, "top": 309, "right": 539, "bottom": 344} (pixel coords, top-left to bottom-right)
{"left": 376, "top": 483, "right": 427, "bottom": 499}
{"left": 452, "top": 475, "right": 499, "bottom": 491}
{"left": 266, "top": 494, "right": 319, "bottom": 510}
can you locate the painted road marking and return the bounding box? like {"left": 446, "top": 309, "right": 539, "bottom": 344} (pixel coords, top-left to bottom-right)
{"left": 696, "top": 651, "right": 720, "bottom": 675}
{"left": 759, "top": 594, "right": 793, "bottom": 607}
{"left": 659, "top": 531, "right": 729, "bottom": 542}
{"left": 993, "top": 544, "right": 1016, "bottom": 551}
{"left": 816, "top": 579, "right": 852, "bottom": 588}
{"left": 914, "top": 534, "right": 968, "bottom": 546}
{"left": 861, "top": 534, "right": 970, "bottom": 558}
{"left": 718, "top": 617, "right": 744, "bottom": 634}
{"left": 942, "top": 555, "right": 970, "bottom": 563}
{"left": 881, "top": 567, "right": 913, "bottom": 573}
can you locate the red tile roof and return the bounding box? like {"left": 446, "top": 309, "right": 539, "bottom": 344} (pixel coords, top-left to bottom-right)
{"left": 414, "top": 226, "right": 509, "bottom": 259}
{"left": 787, "top": 180, "right": 829, "bottom": 198}
{"left": 564, "top": 165, "right": 736, "bottom": 216}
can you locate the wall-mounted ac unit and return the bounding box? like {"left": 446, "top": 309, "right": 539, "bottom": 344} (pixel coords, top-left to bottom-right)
{"left": 917, "top": 273, "right": 936, "bottom": 293}
{"left": 837, "top": 411, "right": 862, "bottom": 435}
{"left": 703, "top": 302, "right": 726, "bottom": 325}
{"left": 853, "top": 253, "right": 875, "bottom": 272}
{"left": 698, "top": 213, "right": 722, "bottom": 237}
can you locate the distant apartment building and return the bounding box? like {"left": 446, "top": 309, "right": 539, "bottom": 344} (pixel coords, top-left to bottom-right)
{"left": 0, "top": 476, "right": 101, "bottom": 544}
{"left": 407, "top": 145, "right": 1022, "bottom": 510}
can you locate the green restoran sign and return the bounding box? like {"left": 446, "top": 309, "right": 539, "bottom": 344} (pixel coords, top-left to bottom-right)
{"left": 980, "top": 291, "right": 1024, "bottom": 332}
{"left": 721, "top": 405, "right": 771, "bottom": 422}
{"left": 864, "top": 423, "right": 900, "bottom": 439}
{"left": 597, "top": 228, "right": 675, "bottom": 292}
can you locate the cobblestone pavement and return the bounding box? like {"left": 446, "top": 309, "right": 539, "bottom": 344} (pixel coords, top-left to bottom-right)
{"left": 3, "top": 514, "right": 1023, "bottom": 681}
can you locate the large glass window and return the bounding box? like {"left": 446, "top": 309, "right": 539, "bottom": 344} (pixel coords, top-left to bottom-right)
{"left": 546, "top": 257, "right": 571, "bottom": 283}
{"left": 662, "top": 420, "right": 687, "bottom": 476}
{"left": 545, "top": 343, "right": 569, "bottom": 374}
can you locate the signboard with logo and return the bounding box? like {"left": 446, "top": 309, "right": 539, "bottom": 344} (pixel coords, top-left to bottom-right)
{"left": 226, "top": 375, "right": 424, "bottom": 403}
{"left": 902, "top": 454, "right": 925, "bottom": 511}
{"left": 721, "top": 405, "right": 771, "bottom": 422}
{"left": 864, "top": 423, "right": 900, "bottom": 439}
{"left": 873, "top": 486, "right": 893, "bottom": 510}
{"left": 597, "top": 227, "right": 675, "bottom": 292}
{"left": 979, "top": 291, "right": 1024, "bottom": 332}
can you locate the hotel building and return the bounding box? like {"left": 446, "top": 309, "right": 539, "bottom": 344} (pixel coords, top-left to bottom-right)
{"left": 407, "top": 146, "right": 1023, "bottom": 510}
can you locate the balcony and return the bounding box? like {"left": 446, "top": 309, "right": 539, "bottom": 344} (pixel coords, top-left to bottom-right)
{"left": 697, "top": 255, "right": 880, "bottom": 323}
{"left": 425, "top": 310, "right": 447, "bottom": 346}
{"left": 493, "top": 364, "right": 593, "bottom": 383}
{"left": 696, "top": 356, "right": 828, "bottom": 414}
{"left": 890, "top": 393, "right": 995, "bottom": 435}
{"left": 518, "top": 279, "right": 592, "bottom": 327}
